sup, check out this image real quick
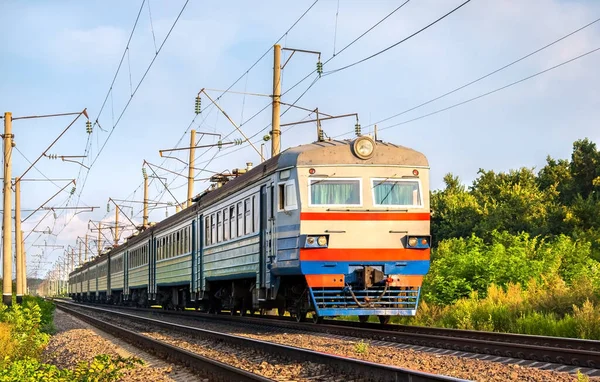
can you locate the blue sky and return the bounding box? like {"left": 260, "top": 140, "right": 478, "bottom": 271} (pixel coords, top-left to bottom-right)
{"left": 1, "top": 0, "right": 600, "bottom": 280}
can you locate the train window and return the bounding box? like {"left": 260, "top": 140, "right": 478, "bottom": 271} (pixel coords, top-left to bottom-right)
{"left": 371, "top": 179, "right": 422, "bottom": 207}
{"left": 309, "top": 178, "right": 361, "bottom": 206}
{"left": 183, "top": 228, "right": 188, "bottom": 253}
{"left": 237, "top": 202, "right": 244, "bottom": 237}
{"left": 244, "top": 199, "right": 252, "bottom": 235}
{"left": 205, "top": 216, "right": 210, "bottom": 245}
{"left": 211, "top": 214, "right": 216, "bottom": 245}
{"left": 217, "top": 211, "right": 223, "bottom": 243}
{"left": 253, "top": 195, "right": 259, "bottom": 232}
{"left": 230, "top": 206, "right": 236, "bottom": 240}
{"left": 224, "top": 208, "right": 230, "bottom": 241}
{"left": 278, "top": 181, "right": 297, "bottom": 211}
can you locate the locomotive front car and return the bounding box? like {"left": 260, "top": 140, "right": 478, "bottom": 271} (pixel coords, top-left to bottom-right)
{"left": 274, "top": 137, "right": 430, "bottom": 323}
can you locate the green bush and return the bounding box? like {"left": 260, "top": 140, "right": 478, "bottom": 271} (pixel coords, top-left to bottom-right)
{"left": 0, "top": 301, "right": 50, "bottom": 361}
{"left": 0, "top": 355, "right": 142, "bottom": 382}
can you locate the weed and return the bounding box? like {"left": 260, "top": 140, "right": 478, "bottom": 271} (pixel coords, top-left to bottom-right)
{"left": 354, "top": 340, "right": 369, "bottom": 354}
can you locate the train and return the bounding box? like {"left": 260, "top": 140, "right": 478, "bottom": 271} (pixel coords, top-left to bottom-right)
{"left": 68, "top": 136, "right": 431, "bottom": 324}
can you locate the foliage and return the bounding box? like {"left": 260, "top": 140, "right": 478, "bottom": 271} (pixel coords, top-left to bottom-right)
{"left": 0, "top": 355, "right": 142, "bottom": 382}
{"left": 22, "top": 296, "right": 56, "bottom": 334}
{"left": 0, "top": 298, "right": 143, "bottom": 382}
{"left": 71, "top": 354, "right": 144, "bottom": 382}
{"left": 398, "top": 277, "right": 600, "bottom": 339}
{"left": 418, "top": 138, "right": 600, "bottom": 338}
{"left": 0, "top": 300, "right": 50, "bottom": 361}
{"left": 353, "top": 340, "right": 369, "bottom": 354}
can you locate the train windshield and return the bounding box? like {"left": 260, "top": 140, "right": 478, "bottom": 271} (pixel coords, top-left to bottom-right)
{"left": 372, "top": 179, "right": 422, "bottom": 207}
{"left": 310, "top": 178, "right": 361, "bottom": 206}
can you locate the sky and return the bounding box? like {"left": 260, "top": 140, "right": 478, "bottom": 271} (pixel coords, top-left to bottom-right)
{"left": 1, "top": 0, "right": 600, "bottom": 281}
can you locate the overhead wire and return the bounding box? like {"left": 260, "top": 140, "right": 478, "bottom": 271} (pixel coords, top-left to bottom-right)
{"left": 340, "top": 44, "right": 600, "bottom": 136}
{"left": 361, "top": 15, "right": 600, "bottom": 130}
{"left": 324, "top": 0, "right": 472, "bottom": 75}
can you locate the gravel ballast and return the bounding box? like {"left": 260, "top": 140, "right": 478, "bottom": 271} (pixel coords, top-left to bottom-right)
{"left": 75, "top": 306, "right": 600, "bottom": 382}
{"left": 43, "top": 309, "right": 200, "bottom": 382}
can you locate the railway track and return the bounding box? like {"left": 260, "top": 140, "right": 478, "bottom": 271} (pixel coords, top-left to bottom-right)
{"left": 58, "top": 300, "right": 600, "bottom": 375}
{"left": 56, "top": 301, "right": 467, "bottom": 382}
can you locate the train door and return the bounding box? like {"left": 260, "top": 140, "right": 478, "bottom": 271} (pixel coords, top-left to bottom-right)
{"left": 190, "top": 219, "right": 197, "bottom": 301}
{"left": 260, "top": 184, "right": 275, "bottom": 297}
{"left": 149, "top": 238, "right": 156, "bottom": 301}
{"left": 124, "top": 250, "right": 129, "bottom": 299}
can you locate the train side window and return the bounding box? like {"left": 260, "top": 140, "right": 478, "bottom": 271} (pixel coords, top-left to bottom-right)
{"left": 205, "top": 217, "right": 210, "bottom": 245}
{"left": 244, "top": 198, "right": 252, "bottom": 235}
{"left": 211, "top": 214, "right": 217, "bottom": 245}
{"left": 253, "top": 195, "right": 259, "bottom": 232}
{"left": 217, "top": 211, "right": 223, "bottom": 243}
{"left": 224, "top": 208, "right": 230, "bottom": 241}
{"left": 184, "top": 227, "right": 188, "bottom": 253}
{"left": 237, "top": 202, "right": 244, "bottom": 237}
{"left": 278, "top": 180, "right": 298, "bottom": 211}
{"left": 230, "top": 206, "right": 236, "bottom": 239}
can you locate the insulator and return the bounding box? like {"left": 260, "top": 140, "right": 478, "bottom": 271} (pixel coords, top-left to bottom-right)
{"left": 233, "top": 138, "right": 243, "bottom": 145}
{"left": 86, "top": 121, "right": 92, "bottom": 134}
{"left": 70, "top": 187, "right": 76, "bottom": 195}
{"left": 316, "top": 61, "right": 323, "bottom": 77}
{"left": 318, "top": 127, "right": 324, "bottom": 142}
{"left": 130, "top": 209, "right": 133, "bottom": 218}
{"left": 53, "top": 211, "right": 57, "bottom": 219}
{"left": 142, "top": 167, "right": 147, "bottom": 179}
{"left": 165, "top": 207, "right": 168, "bottom": 217}
{"left": 217, "top": 140, "right": 223, "bottom": 149}
{"left": 195, "top": 96, "right": 201, "bottom": 114}
{"left": 355, "top": 122, "right": 361, "bottom": 137}
{"left": 263, "top": 134, "right": 271, "bottom": 142}
{"left": 107, "top": 203, "right": 110, "bottom": 212}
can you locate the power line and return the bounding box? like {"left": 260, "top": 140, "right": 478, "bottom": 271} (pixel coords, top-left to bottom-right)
{"left": 364, "top": 15, "right": 600, "bottom": 129}
{"left": 371, "top": 45, "right": 600, "bottom": 133}
{"left": 89, "top": 0, "right": 191, "bottom": 171}
{"left": 324, "top": 0, "right": 472, "bottom": 75}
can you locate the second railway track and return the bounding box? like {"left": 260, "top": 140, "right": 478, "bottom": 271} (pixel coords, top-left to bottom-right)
{"left": 63, "top": 300, "right": 600, "bottom": 372}
{"left": 56, "top": 301, "right": 467, "bottom": 382}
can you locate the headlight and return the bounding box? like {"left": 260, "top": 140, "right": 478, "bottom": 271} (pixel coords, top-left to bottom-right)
{"left": 352, "top": 136, "right": 375, "bottom": 160}
{"left": 408, "top": 237, "right": 418, "bottom": 247}
{"left": 317, "top": 236, "right": 327, "bottom": 246}
{"left": 307, "top": 237, "right": 315, "bottom": 245}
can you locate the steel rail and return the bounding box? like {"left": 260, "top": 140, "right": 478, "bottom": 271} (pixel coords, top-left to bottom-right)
{"left": 63, "top": 301, "right": 600, "bottom": 368}
{"left": 56, "top": 304, "right": 273, "bottom": 382}
{"left": 56, "top": 301, "right": 469, "bottom": 382}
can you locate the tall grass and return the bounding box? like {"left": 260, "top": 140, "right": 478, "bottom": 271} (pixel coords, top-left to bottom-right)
{"left": 396, "top": 274, "right": 600, "bottom": 339}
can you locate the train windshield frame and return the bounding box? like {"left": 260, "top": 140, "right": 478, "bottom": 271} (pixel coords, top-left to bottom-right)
{"left": 371, "top": 178, "right": 423, "bottom": 208}
{"left": 309, "top": 178, "right": 362, "bottom": 207}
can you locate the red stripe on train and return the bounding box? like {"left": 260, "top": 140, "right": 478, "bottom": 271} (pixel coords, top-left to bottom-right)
{"left": 299, "top": 248, "right": 430, "bottom": 261}
{"left": 300, "top": 212, "right": 430, "bottom": 221}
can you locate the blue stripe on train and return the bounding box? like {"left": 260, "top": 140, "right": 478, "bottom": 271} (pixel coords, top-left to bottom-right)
{"left": 300, "top": 260, "right": 430, "bottom": 275}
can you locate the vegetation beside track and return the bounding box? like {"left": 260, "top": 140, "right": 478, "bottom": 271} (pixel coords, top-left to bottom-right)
{"left": 0, "top": 296, "right": 141, "bottom": 381}
{"left": 394, "top": 138, "right": 600, "bottom": 339}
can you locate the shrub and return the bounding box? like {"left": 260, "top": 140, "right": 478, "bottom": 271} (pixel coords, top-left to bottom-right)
{"left": 0, "top": 322, "right": 16, "bottom": 361}
{"left": 354, "top": 340, "right": 369, "bottom": 354}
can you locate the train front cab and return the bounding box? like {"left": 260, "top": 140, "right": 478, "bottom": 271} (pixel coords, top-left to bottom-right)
{"left": 296, "top": 141, "right": 431, "bottom": 323}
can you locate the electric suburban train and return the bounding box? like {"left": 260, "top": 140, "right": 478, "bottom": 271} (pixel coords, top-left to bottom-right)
{"left": 69, "top": 136, "right": 431, "bottom": 324}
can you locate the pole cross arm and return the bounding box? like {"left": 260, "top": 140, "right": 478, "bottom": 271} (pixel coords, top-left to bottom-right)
{"left": 199, "top": 89, "right": 264, "bottom": 162}
{"left": 22, "top": 180, "right": 76, "bottom": 223}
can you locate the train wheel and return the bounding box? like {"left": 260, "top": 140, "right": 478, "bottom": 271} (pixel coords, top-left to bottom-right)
{"left": 358, "top": 315, "right": 369, "bottom": 324}
{"left": 295, "top": 312, "right": 307, "bottom": 323}
{"left": 277, "top": 307, "right": 286, "bottom": 317}
{"left": 378, "top": 315, "right": 391, "bottom": 325}
{"left": 312, "top": 315, "right": 324, "bottom": 324}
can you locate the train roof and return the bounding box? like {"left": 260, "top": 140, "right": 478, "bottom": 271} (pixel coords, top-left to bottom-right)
{"left": 278, "top": 139, "right": 429, "bottom": 168}
{"left": 192, "top": 138, "right": 427, "bottom": 206}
